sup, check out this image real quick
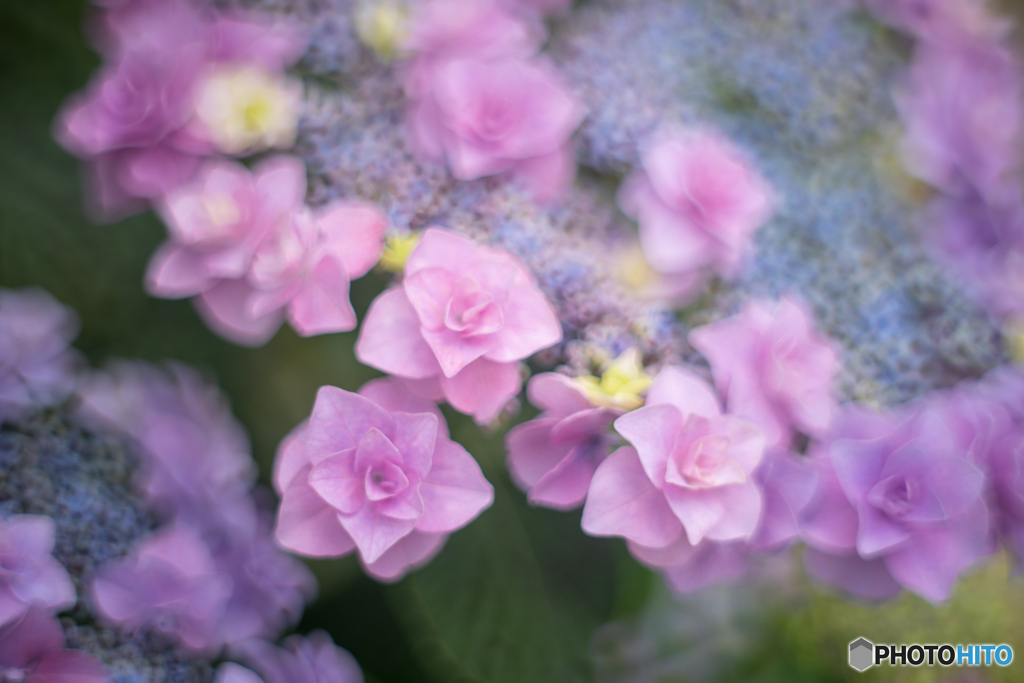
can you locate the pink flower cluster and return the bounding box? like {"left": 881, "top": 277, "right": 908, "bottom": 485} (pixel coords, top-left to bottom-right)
{"left": 617, "top": 128, "right": 774, "bottom": 296}
{"left": 357, "top": 228, "right": 562, "bottom": 424}
{"left": 868, "top": 0, "right": 1024, "bottom": 321}
{"left": 274, "top": 378, "right": 494, "bottom": 581}
{"left": 78, "top": 361, "right": 317, "bottom": 654}
{"left": 0, "top": 288, "right": 81, "bottom": 423}
{"left": 403, "top": 0, "right": 584, "bottom": 202}
{"left": 56, "top": 0, "right": 306, "bottom": 219}
{"left": 146, "top": 156, "right": 387, "bottom": 346}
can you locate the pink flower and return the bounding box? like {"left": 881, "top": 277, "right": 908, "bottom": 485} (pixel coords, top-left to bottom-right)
{"left": 799, "top": 402, "right": 991, "bottom": 603}
{"left": 144, "top": 156, "right": 388, "bottom": 346}
{"left": 689, "top": 297, "right": 839, "bottom": 448}
{"left": 0, "top": 516, "right": 76, "bottom": 628}
{"left": 0, "top": 604, "right": 108, "bottom": 683}
{"left": 90, "top": 524, "right": 234, "bottom": 652}
{"left": 273, "top": 381, "right": 494, "bottom": 581}
{"left": 77, "top": 360, "right": 256, "bottom": 528}
{"left": 0, "top": 288, "right": 81, "bottom": 422}
{"left": 582, "top": 365, "right": 766, "bottom": 550}
{"left": 356, "top": 228, "right": 562, "bottom": 423}
{"left": 407, "top": 56, "right": 584, "bottom": 202}
{"left": 505, "top": 373, "right": 620, "bottom": 510}
{"left": 218, "top": 632, "right": 363, "bottom": 683}
{"left": 617, "top": 129, "right": 773, "bottom": 279}
{"left": 55, "top": 0, "right": 306, "bottom": 219}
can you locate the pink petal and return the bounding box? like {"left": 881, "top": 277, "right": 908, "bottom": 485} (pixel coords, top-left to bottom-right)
{"left": 802, "top": 547, "right": 902, "bottom": 601}
{"left": 613, "top": 404, "right": 682, "bottom": 485}
{"left": 337, "top": 505, "right": 417, "bottom": 564}
{"left": 403, "top": 267, "right": 457, "bottom": 331}
{"left": 145, "top": 244, "right": 216, "bottom": 298}
{"left": 308, "top": 453, "right": 364, "bottom": 514}
{"left": 506, "top": 418, "right": 569, "bottom": 487}
{"left": 440, "top": 357, "right": 521, "bottom": 423}
{"left": 315, "top": 202, "right": 388, "bottom": 279}
{"left": 356, "top": 288, "right": 442, "bottom": 379}
{"left": 420, "top": 326, "right": 495, "bottom": 378}
{"left": 194, "top": 279, "right": 285, "bottom": 347}
{"left": 305, "top": 386, "right": 395, "bottom": 460}
{"left": 390, "top": 411, "right": 438, "bottom": 477}
{"left": 273, "top": 421, "right": 310, "bottom": 495}
{"left": 275, "top": 469, "right": 356, "bottom": 557}
{"left": 645, "top": 366, "right": 722, "bottom": 419}
{"left": 287, "top": 254, "right": 358, "bottom": 336}
{"left": 662, "top": 485, "right": 724, "bottom": 545}
{"left": 484, "top": 278, "right": 562, "bottom": 363}
{"left": 581, "top": 446, "right": 683, "bottom": 548}
{"left": 30, "top": 649, "right": 109, "bottom": 683}
{"left": 526, "top": 372, "right": 591, "bottom": 415}
{"left": 417, "top": 439, "right": 494, "bottom": 532}
{"left": 528, "top": 442, "right": 601, "bottom": 510}
{"left": 362, "top": 531, "right": 447, "bottom": 583}
{"left": 510, "top": 144, "right": 576, "bottom": 204}
{"left": 405, "top": 228, "right": 480, "bottom": 279}
{"left": 357, "top": 377, "right": 449, "bottom": 437}
{"left": 253, "top": 155, "right": 308, "bottom": 219}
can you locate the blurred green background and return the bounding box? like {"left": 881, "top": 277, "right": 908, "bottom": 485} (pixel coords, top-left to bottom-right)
{"left": 3, "top": 1, "right": 1024, "bottom": 681}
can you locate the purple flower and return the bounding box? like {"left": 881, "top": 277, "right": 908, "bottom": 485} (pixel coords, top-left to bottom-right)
{"left": 689, "top": 297, "right": 839, "bottom": 448}
{"left": 799, "top": 402, "right": 991, "bottom": 603}
{"left": 750, "top": 449, "right": 817, "bottom": 552}
{"left": 274, "top": 381, "right": 494, "bottom": 581}
{"left": 217, "top": 631, "right": 363, "bottom": 683}
{"left": 0, "top": 516, "right": 76, "bottom": 628}
{"left": 582, "top": 366, "right": 766, "bottom": 549}
{"left": 356, "top": 228, "right": 562, "bottom": 424}
{"left": 407, "top": 55, "right": 584, "bottom": 202}
{"left": 90, "top": 524, "right": 234, "bottom": 652}
{"left": 0, "top": 288, "right": 81, "bottom": 422}
{"left": 77, "top": 360, "right": 256, "bottom": 529}
{"left": 0, "top": 604, "right": 108, "bottom": 683}
{"left": 505, "top": 373, "right": 621, "bottom": 510}
{"left": 617, "top": 128, "right": 773, "bottom": 279}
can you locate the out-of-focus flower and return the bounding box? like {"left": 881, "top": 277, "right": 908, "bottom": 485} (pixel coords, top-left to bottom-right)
{"left": 799, "top": 402, "right": 991, "bottom": 603}
{"left": 407, "top": 56, "right": 584, "bottom": 202}
{"left": 274, "top": 382, "right": 493, "bottom": 581}
{"left": 0, "top": 288, "right": 81, "bottom": 423}
{"left": 506, "top": 373, "right": 621, "bottom": 509}
{"left": 613, "top": 242, "right": 705, "bottom": 304}
{"left": 55, "top": 0, "right": 307, "bottom": 219}
{"left": 0, "top": 604, "right": 109, "bottom": 683}
{"left": 750, "top": 449, "right": 816, "bottom": 551}
{"left": 355, "top": 0, "right": 411, "bottom": 61}
{"left": 689, "top": 297, "right": 838, "bottom": 448}
{"left": 218, "top": 631, "right": 363, "bottom": 683}
{"left": 145, "top": 156, "right": 388, "bottom": 346}
{"left": 894, "top": 41, "right": 1022, "bottom": 205}
{"left": 356, "top": 228, "right": 562, "bottom": 423}
{"left": 77, "top": 360, "right": 256, "bottom": 529}
{"left": 862, "top": 0, "right": 1012, "bottom": 45}
{"left": 617, "top": 128, "right": 773, "bottom": 279}
{"left": 193, "top": 66, "right": 302, "bottom": 156}
{"left": 582, "top": 365, "right": 765, "bottom": 553}
{"left": 572, "top": 348, "right": 652, "bottom": 411}
{"left": 90, "top": 524, "right": 234, "bottom": 652}
{"left": 378, "top": 232, "right": 421, "bottom": 272}
{"left": 0, "top": 516, "right": 76, "bottom": 628}
{"left": 501, "top": 0, "right": 575, "bottom": 18}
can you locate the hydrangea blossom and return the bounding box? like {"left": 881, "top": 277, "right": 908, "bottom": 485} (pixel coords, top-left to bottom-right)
{"left": 0, "top": 516, "right": 76, "bottom": 628}
{"left": 506, "top": 372, "right": 621, "bottom": 510}
{"left": 218, "top": 631, "right": 363, "bottom": 683}
{"left": 145, "top": 156, "right": 388, "bottom": 346}
{"left": 582, "top": 366, "right": 766, "bottom": 589}
{"left": 55, "top": 0, "right": 306, "bottom": 218}
{"left": 90, "top": 524, "right": 234, "bottom": 652}
{"left": 274, "top": 380, "right": 494, "bottom": 581}
{"left": 0, "top": 288, "right": 81, "bottom": 423}
{"left": 799, "top": 402, "right": 991, "bottom": 603}
{"left": 356, "top": 228, "right": 562, "bottom": 423}
{"left": 689, "top": 297, "right": 839, "bottom": 449}
{"left": 617, "top": 128, "right": 773, "bottom": 279}
{"left": 0, "top": 604, "right": 108, "bottom": 683}
{"left": 77, "top": 360, "right": 256, "bottom": 527}
{"left": 407, "top": 55, "right": 584, "bottom": 202}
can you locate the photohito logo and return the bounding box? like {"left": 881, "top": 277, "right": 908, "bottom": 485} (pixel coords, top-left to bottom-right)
{"left": 848, "top": 638, "right": 1013, "bottom": 671}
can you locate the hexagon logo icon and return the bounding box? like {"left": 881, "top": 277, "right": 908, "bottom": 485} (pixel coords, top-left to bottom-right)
{"left": 849, "top": 638, "right": 874, "bottom": 672}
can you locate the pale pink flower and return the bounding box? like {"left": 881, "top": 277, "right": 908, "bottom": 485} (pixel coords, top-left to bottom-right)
{"left": 582, "top": 366, "right": 766, "bottom": 550}
{"left": 505, "top": 373, "right": 620, "bottom": 510}
{"left": 689, "top": 297, "right": 839, "bottom": 448}
{"left": 0, "top": 516, "right": 76, "bottom": 628}
{"left": 407, "top": 56, "right": 584, "bottom": 202}
{"left": 274, "top": 382, "right": 493, "bottom": 581}
{"left": 356, "top": 228, "right": 562, "bottom": 423}
{"left": 617, "top": 129, "right": 773, "bottom": 279}
{"left": 0, "top": 288, "right": 81, "bottom": 422}
{"left": 90, "top": 524, "right": 234, "bottom": 652}
{"left": 218, "top": 631, "right": 363, "bottom": 683}
{"left": 0, "top": 604, "right": 108, "bottom": 683}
